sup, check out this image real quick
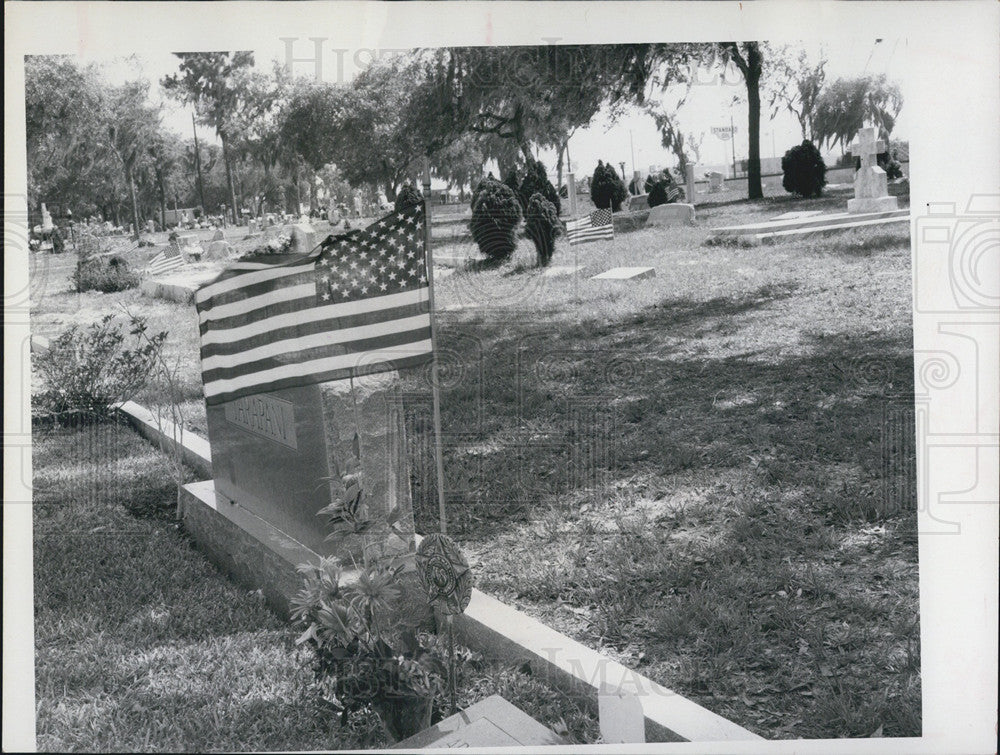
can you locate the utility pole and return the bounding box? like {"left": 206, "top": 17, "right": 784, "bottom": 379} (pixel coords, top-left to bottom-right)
{"left": 629, "top": 131, "right": 636, "bottom": 176}
{"left": 730, "top": 112, "right": 737, "bottom": 179}
{"left": 191, "top": 112, "right": 207, "bottom": 218}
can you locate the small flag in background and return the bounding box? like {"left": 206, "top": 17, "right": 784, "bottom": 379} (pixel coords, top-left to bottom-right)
{"left": 146, "top": 250, "right": 184, "bottom": 276}
{"left": 195, "top": 204, "right": 433, "bottom": 406}
{"left": 566, "top": 208, "right": 614, "bottom": 245}
{"left": 666, "top": 184, "right": 684, "bottom": 203}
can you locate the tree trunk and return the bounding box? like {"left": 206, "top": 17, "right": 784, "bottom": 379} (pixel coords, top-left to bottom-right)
{"left": 127, "top": 168, "right": 140, "bottom": 240}
{"left": 743, "top": 45, "right": 764, "bottom": 200}
{"left": 156, "top": 171, "right": 167, "bottom": 231}
{"left": 221, "top": 135, "right": 239, "bottom": 224}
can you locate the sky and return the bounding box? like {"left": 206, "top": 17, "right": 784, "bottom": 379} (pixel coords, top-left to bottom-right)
{"left": 85, "top": 38, "right": 907, "bottom": 186}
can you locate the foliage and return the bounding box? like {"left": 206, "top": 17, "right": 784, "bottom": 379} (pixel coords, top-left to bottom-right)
{"left": 73, "top": 254, "right": 141, "bottom": 294}
{"left": 394, "top": 184, "right": 424, "bottom": 212}
{"left": 470, "top": 178, "right": 522, "bottom": 261}
{"left": 72, "top": 232, "right": 141, "bottom": 293}
{"left": 879, "top": 150, "right": 904, "bottom": 180}
{"left": 590, "top": 160, "right": 627, "bottom": 211}
{"left": 813, "top": 74, "right": 903, "bottom": 151}
{"left": 764, "top": 47, "right": 827, "bottom": 142}
{"left": 525, "top": 192, "right": 561, "bottom": 267}
{"left": 645, "top": 170, "right": 684, "bottom": 207}
{"left": 781, "top": 140, "right": 827, "bottom": 198}
{"left": 32, "top": 313, "right": 166, "bottom": 421}
{"left": 291, "top": 556, "right": 450, "bottom": 741}
{"left": 517, "top": 159, "right": 561, "bottom": 216}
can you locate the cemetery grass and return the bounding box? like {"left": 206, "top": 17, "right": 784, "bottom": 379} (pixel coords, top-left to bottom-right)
{"left": 31, "top": 418, "right": 600, "bottom": 750}
{"left": 410, "top": 206, "right": 920, "bottom": 740}
{"left": 30, "top": 194, "right": 919, "bottom": 741}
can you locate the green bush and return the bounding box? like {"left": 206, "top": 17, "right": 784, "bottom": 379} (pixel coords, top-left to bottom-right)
{"left": 782, "top": 140, "right": 827, "bottom": 198}
{"left": 394, "top": 184, "right": 424, "bottom": 212}
{"left": 590, "top": 160, "right": 627, "bottom": 212}
{"left": 517, "top": 160, "right": 560, "bottom": 216}
{"left": 32, "top": 313, "right": 166, "bottom": 421}
{"left": 470, "top": 178, "right": 522, "bottom": 262}
{"left": 525, "top": 193, "right": 560, "bottom": 267}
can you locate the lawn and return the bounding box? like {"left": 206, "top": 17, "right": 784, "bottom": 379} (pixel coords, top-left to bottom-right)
{"left": 31, "top": 188, "right": 919, "bottom": 741}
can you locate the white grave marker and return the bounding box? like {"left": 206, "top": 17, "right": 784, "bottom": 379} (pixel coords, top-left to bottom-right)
{"left": 590, "top": 267, "right": 655, "bottom": 280}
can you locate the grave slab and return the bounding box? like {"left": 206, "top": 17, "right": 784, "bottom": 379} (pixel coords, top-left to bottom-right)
{"left": 391, "top": 695, "right": 566, "bottom": 749}
{"left": 772, "top": 210, "right": 826, "bottom": 220}
{"left": 647, "top": 203, "right": 695, "bottom": 227}
{"left": 140, "top": 267, "right": 220, "bottom": 304}
{"left": 591, "top": 266, "right": 656, "bottom": 280}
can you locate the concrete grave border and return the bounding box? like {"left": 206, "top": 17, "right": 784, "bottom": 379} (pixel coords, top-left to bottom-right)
{"left": 114, "top": 398, "right": 762, "bottom": 744}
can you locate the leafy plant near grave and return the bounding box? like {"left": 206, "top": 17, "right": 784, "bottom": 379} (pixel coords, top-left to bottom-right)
{"left": 517, "top": 159, "right": 561, "bottom": 216}
{"left": 32, "top": 313, "right": 167, "bottom": 422}
{"left": 470, "top": 177, "right": 522, "bottom": 262}
{"left": 878, "top": 150, "right": 903, "bottom": 181}
{"left": 72, "top": 230, "right": 140, "bottom": 293}
{"left": 293, "top": 457, "right": 471, "bottom": 742}
{"left": 782, "top": 140, "right": 827, "bottom": 198}
{"left": 394, "top": 183, "right": 424, "bottom": 212}
{"left": 590, "top": 159, "right": 627, "bottom": 212}
{"left": 645, "top": 170, "right": 685, "bottom": 208}
{"left": 525, "top": 192, "right": 561, "bottom": 267}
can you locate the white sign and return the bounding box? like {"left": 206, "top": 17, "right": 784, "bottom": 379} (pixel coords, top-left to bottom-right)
{"left": 711, "top": 126, "right": 737, "bottom": 140}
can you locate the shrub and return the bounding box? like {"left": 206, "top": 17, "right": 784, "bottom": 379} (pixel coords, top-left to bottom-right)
{"left": 782, "top": 140, "right": 827, "bottom": 198}
{"left": 469, "top": 178, "right": 522, "bottom": 262}
{"left": 646, "top": 171, "right": 685, "bottom": 208}
{"left": 590, "top": 160, "right": 627, "bottom": 212}
{"left": 73, "top": 254, "right": 140, "bottom": 293}
{"left": 502, "top": 167, "right": 520, "bottom": 198}
{"left": 517, "top": 159, "right": 560, "bottom": 216}
{"left": 878, "top": 150, "right": 903, "bottom": 180}
{"left": 32, "top": 313, "right": 166, "bottom": 421}
{"left": 394, "top": 184, "right": 423, "bottom": 212}
{"left": 525, "top": 193, "right": 560, "bottom": 267}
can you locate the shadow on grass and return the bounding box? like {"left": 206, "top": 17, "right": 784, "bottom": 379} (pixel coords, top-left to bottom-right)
{"left": 405, "top": 285, "right": 914, "bottom": 539}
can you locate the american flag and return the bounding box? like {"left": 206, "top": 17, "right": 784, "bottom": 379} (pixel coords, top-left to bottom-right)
{"left": 566, "top": 208, "right": 614, "bottom": 245}
{"left": 196, "top": 204, "right": 432, "bottom": 406}
{"left": 146, "top": 249, "right": 185, "bottom": 276}
{"left": 665, "top": 184, "right": 684, "bottom": 203}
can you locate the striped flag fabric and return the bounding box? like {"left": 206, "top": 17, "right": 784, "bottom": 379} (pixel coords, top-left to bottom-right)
{"left": 566, "top": 208, "right": 614, "bottom": 245}
{"left": 665, "top": 184, "right": 684, "bottom": 203}
{"left": 195, "top": 204, "right": 433, "bottom": 406}
{"left": 146, "top": 249, "right": 185, "bottom": 276}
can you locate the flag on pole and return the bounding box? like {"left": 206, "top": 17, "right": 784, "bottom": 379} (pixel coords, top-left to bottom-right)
{"left": 566, "top": 208, "right": 614, "bottom": 245}
{"left": 195, "top": 204, "right": 433, "bottom": 406}
{"left": 146, "top": 249, "right": 185, "bottom": 276}
{"left": 666, "top": 184, "right": 684, "bottom": 203}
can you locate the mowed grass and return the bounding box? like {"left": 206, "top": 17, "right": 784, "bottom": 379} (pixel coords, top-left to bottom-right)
{"left": 31, "top": 191, "right": 919, "bottom": 740}
{"left": 31, "top": 418, "right": 600, "bottom": 751}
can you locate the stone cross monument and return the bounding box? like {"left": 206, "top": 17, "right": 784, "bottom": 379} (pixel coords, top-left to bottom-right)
{"left": 847, "top": 127, "right": 899, "bottom": 214}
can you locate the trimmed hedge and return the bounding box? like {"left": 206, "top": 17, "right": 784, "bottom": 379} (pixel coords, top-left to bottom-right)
{"left": 525, "top": 193, "right": 560, "bottom": 267}
{"left": 470, "top": 178, "right": 522, "bottom": 261}
{"left": 782, "top": 140, "right": 827, "bottom": 198}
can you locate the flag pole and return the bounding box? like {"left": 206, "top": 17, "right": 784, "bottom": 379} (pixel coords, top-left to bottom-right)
{"left": 422, "top": 160, "right": 448, "bottom": 536}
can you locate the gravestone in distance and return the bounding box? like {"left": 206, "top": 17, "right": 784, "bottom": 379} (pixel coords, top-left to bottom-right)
{"left": 708, "top": 172, "right": 724, "bottom": 192}
{"left": 647, "top": 203, "right": 695, "bottom": 227}
{"left": 211, "top": 228, "right": 226, "bottom": 242}
{"left": 846, "top": 127, "right": 899, "bottom": 214}
{"left": 626, "top": 193, "right": 650, "bottom": 212}
{"left": 204, "top": 240, "right": 234, "bottom": 260}
{"left": 205, "top": 372, "right": 416, "bottom": 560}
{"left": 283, "top": 222, "right": 318, "bottom": 253}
